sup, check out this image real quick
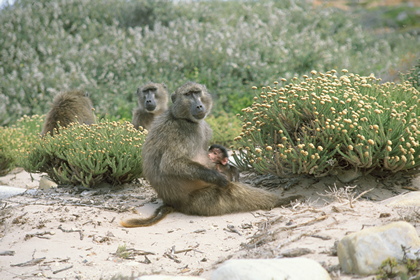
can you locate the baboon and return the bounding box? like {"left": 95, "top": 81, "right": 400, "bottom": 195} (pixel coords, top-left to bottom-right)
{"left": 121, "top": 82, "right": 302, "bottom": 227}
{"left": 132, "top": 82, "right": 169, "bottom": 130}
{"left": 41, "top": 89, "right": 96, "bottom": 136}
{"left": 208, "top": 144, "right": 240, "bottom": 182}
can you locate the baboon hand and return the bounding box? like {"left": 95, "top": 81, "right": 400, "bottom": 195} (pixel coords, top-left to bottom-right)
{"left": 208, "top": 169, "right": 229, "bottom": 187}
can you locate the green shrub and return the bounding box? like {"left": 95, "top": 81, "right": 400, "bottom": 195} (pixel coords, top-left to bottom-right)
{"left": 376, "top": 246, "right": 420, "bottom": 279}
{"left": 0, "top": 142, "right": 14, "bottom": 176}
{"left": 1, "top": 0, "right": 419, "bottom": 125}
{"left": 0, "top": 126, "right": 18, "bottom": 175}
{"left": 0, "top": 114, "right": 44, "bottom": 174}
{"left": 403, "top": 60, "right": 420, "bottom": 91}
{"left": 207, "top": 113, "right": 242, "bottom": 148}
{"left": 233, "top": 70, "right": 420, "bottom": 177}
{"left": 21, "top": 120, "right": 147, "bottom": 187}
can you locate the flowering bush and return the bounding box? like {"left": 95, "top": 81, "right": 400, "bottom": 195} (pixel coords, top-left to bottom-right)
{"left": 21, "top": 120, "right": 147, "bottom": 187}
{"left": 0, "top": 115, "right": 44, "bottom": 174}
{"left": 233, "top": 70, "right": 420, "bottom": 177}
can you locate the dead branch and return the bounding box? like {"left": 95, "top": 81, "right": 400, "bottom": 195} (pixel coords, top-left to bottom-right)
{"left": 224, "top": 224, "right": 242, "bottom": 236}
{"left": 275, "top": 215, "right": 328, "bottom": 231}
{"left": 58, "top": 224, "right": 84, "bottom": 240}
{"left": 53, "top": 265, "right": 73, "bottom": 274}
{"left": 126, "top": 248, "right": 155, "bottom": 256}
{"left": 0, "top": 251, "right": 15, "bottom": 256}
{"left": 277, "top": 231, "right": 315, "bottom": 249}
{"left": 139, "top": 255, "right": 151, "bottom": 264}
{"left": 24, "top": 231, "right": 55, "bottom": 241}
{"left": 11, "top": 257, "right": 46, "bottom": 267}
{"left": 349, "top": 188, "right": 374, "bottom": 208}
{"left": 163, "top": 252, "right": 181, "bottom": 263}
{"left": 310, "top": 234, "right": 332, "bottom": 240}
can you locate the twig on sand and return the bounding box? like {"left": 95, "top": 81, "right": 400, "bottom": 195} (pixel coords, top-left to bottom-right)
{"left": 58, "top": 224, "right": 84, "bottom": 240}
{"left": 0, "top": 251, "right": 15, "bottom": 256}
{"left": 24, "top": 230, "right": 55, "bottom": 240}
{"left": 224, "top": 224, "right": 242, "bottom": 236}
{"left": 11, "top": 257, "right": 46, "bottom": 267}
{"left": 53, "top": 265, "right": 73, "bottom": 274}
{"left": 243, "top": 214, "right": 328, "bottom": 249}
{"left": 275, "top": 215, "right": 328, "bottom": 231}
{"left": 163, "top": 252, "right": 181, "bottom": 263}
{"left": 277, "top": 232, "right": 315, "bottom": 249}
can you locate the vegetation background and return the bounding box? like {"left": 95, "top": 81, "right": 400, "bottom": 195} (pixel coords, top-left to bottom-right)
{"left": 0, "top": 0, "right": 419, "bottom": 184}
{"left": 0, "top": 0, "right": 419, "bottom": 126}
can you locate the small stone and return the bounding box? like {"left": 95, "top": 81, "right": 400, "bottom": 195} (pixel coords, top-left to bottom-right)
{"left": 39, "top": 176, "right": 57, "bottom": 190}
{"left": 280, "top": 247, "right": 314, "bottom": 257}
{"left": 211, "top": 258, "right": 331, "bottom": 280}
{"left": 0, "top": 186, "right": 26, "bottom": 199}
{"left": 136, "top": 276, "right": 205, "bottom": 280}
{"left": 336, "top": 169, "right": 362, "bottom": 183}
{"left": 382, "top": 191, "right": 420, "bottom": 207}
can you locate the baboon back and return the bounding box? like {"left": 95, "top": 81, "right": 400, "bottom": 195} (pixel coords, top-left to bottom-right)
{"left": 41, "top": 90, "right": 95, "bottom": 136}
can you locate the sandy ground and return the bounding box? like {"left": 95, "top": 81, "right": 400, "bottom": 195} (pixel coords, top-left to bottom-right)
{"left": 0, "top": 168, "right": 419, "bottom": 280}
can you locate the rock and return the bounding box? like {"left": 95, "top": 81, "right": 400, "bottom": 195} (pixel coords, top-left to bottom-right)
{"left": 412, "top": 175, "right": 420, "bottom": 189}
{"left": 279, "top": 247, "right": 314, "bottom": 257}
{"left": 39, "top": 176, "right": 57, "bottom": 190}
{"left": 136, "top": 276, "right": 205, "bottom": 280}
{"left": 338, "top": 221, "right": 420, "bottom": 275}
{"left": 211, "top": 258, "right": 331, "bottom": 280}
{"left": 336, "top": 169, "right": 362, "bottom": 183}
{"left": 382, "top": 191, "right": 420, "bottom": 207}
{"left": 0, "top": 185, "right": 26, "bottom": 199}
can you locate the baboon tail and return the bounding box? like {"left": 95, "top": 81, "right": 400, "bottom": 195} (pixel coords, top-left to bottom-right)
{"left": 120, "top": 205, "right": 174, "bottom": 228}
{"left": 275, "top": 195, "right": 304, "bottom": 207}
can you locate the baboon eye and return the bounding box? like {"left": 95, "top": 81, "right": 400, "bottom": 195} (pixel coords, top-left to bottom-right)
{"left": 186, "top": 90, "right": 200, "bottom": 96}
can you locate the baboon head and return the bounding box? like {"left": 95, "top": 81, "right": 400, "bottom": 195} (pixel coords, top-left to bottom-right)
{"left": 137, "top": 83, "right": 169, "bottom": 113}
{"left": 72, "top": 90, "right": 93, "bottom": 108}
{"left": 171, "top": 82, "right": 212, "bottom": 122}
{"left": 208, "top": 144, "right": 229, "bottom": 166}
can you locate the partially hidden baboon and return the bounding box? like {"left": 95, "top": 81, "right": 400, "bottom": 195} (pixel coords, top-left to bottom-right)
{"left": 132, "top": 82, "right": 169, "bottom": 130}
{"left": 208, "top": 144, "right": 240, "bottom": 182}
{"left": 41, "top": 89, "right": 96, "bottom": 136}
{"left": 121, "top": 82, "right": 302, "bottom": 227}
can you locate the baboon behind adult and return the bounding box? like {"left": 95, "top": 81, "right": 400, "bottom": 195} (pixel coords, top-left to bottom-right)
{"left": 121, "top": 82, "right": 302, "bottom": 227}
{"left": 132, "top": 82, "right": 169, "bottom": 130}
{"left": 41, "top": 89, "right": 96, "bottom": 136}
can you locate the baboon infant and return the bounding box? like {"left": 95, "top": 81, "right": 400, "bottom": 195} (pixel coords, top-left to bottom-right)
{"left": 121, "top": 82, "right": 302, "bottom": 227}
{"left": 132, "top": 82, "right": 169, "bottom": 130}
{"left": 208, "top": 144, "right": 240, "bottom": 182}
{"left": 41, "top": 89, "right": 96, "bottom": 136}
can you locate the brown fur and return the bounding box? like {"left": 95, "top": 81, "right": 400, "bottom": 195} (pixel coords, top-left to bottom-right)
{"left": 41, "top": 89, "right": 95, "bottom": 136}
{"left": 215, "top": 163, "right": 240, "bottom": 182}
{"left": 208, "top": 144, "right": 240, "bottom": 182}
{"left": 121, "top": 82, "right": 302, "bottom": 227}
{"left": 132, "top": 82, "right": 169, "bottom": 130}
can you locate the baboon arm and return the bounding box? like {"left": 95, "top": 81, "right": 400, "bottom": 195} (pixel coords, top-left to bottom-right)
{"left": 161, "top": 155, "right": 229, "bottom": 187}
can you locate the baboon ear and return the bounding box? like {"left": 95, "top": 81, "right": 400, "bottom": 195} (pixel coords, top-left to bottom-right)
{"left": 137, "top": 87, "right": 142, "bottom": 95}
{"left": 162, "top": 83, "right": 168, "bottom": 89}
{"left": 171, "top": 93, "right": 177, "bottom": 103}
{"left": 84, "top": 91, "right": 90, "bottom": 97}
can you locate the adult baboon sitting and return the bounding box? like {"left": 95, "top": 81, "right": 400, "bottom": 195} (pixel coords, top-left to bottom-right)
{"left": 121, "top": 82, "right": 302, "bottom": 227}
{"left": 132, "top": 82, "right": 169, "bottom": 130}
